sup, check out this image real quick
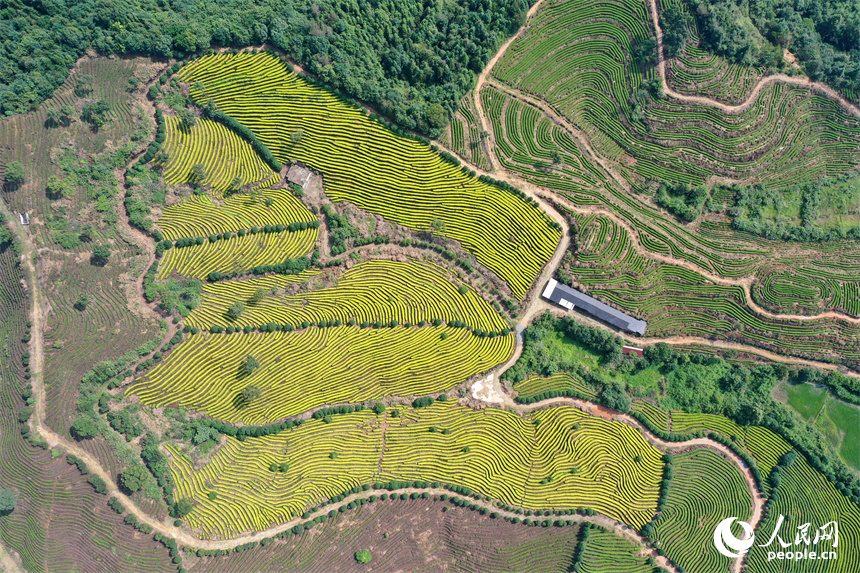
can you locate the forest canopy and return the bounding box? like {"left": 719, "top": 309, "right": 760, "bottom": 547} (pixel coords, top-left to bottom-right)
{"left": 0, "top": 0, "right": 528, "bottom": 135}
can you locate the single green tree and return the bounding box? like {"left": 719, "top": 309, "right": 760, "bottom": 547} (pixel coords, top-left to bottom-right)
{"left": 249, "top": 288, "right": 267, "bottom": 305}
{"left": 74, "top": 74, "right": 94, "bottom": 97}
{"left": 550, "top": 149, "right": 562, "bottom": 165}
{"left": 74, "top": 293, "right": 89, "bottom": 311}
{"left": 91, "top": 244, "right": 111, "bottom": 265}
{"left": 225, "top": 176, "right": 243, "bottom": 196}
{"left": 242, "top": 355, "right": 260, "bottom": 376}
{"left": 153, "top": 150, "right": 169, "bottom": 165}
{"left": 45, "top": 175, "right": 73, "bottom": 199}
{"left": 426, "top": 103, "right": 448, "bottom": 129}
{"left": 355, "top": 549, "right": 372, "bottom": 564}
{"left": 290, "top": 130, "right": 303, "bottom": 144}
{"left": 87, "top": 474, "right": 108, "bottom": 494}
{"left": 457, "top": 284, "right": 469, "bottom": 295}
{"left": 71, "top": 416, "right": 98, "bottom": 439}
{"left": 4, "top": 161, "right": 25, "bottom": 186}
{"left": 372, "top": 402, "right": 386, "bottom": 415}
{"left": 174, "top": 498, "right": 194, "bottom": 517}
{"left": 0, "top": 489, "right": 17, "bottom": 513}
{"left": 79, "top": 224, "right": 94, "bottom": 242}
{"left": 46, "top": 107, "right": 61, "bottom": 126}
{"left": 241, "top": 384, "right": 262, "bottom": 404}
{"left": 429, "top": 218, "right": 447, "bottom": 235}
{"left": 226, "top": 301, "right": 245, "bottom": 321}
{"left": 119, "top": 464, "right": 150, "bottom": 493}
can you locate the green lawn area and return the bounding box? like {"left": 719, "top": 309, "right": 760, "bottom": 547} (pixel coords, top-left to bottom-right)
{"left": 624, "top": 366, "right": 662, "bottom": 394}
{"left": 545, "top": 331, "right": 663, "bottom": 393}
{"left": 782, "top": 383, "right": 859, "bottom": 470}
{"left": 543, "top": 331, "right": 601, "bottom": 370}
{"left": 785, "top": 383, "right": 827, "bottom": 421}
{"left": 823, "top": 397, "right": 860, "bottom": 471}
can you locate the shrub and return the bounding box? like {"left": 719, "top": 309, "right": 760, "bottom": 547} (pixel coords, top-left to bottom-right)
{"left": 4, "top": 161, "right": 25, "bottom": 185}
{"left": 355, "top": 549, "right": 372, "bottom": 564}
{"left": 242, "top": 355, "right": 260, "bottom": 376}
{"left": 87, "top": 475, "right": 108, "bottom": 494}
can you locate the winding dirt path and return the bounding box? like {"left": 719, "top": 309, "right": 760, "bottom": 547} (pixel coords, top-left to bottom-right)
{"left": 433, "top": 128, "right": 860, "bottom": 376}
{"left": 645, "top": 0, "right": 860, "bottom": 120}
{"left": 473, "top": 0, "right": 550, "bottom": 172}
{"left": 2, "top": 3, "right": 854, "bottom": 562}
{"left": 547, "top": 195, "right": 860, "bottom": 325}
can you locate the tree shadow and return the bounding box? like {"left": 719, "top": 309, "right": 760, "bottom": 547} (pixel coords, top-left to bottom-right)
{"left": 232, "top": 392, "right": 249, "bottom": 410}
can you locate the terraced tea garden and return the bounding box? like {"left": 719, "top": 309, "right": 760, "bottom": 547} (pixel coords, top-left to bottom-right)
{"left": 185, "top": 259, "right": 510, "bottom": 333}
{"left": 652, "top": 449, "right": 753, "bottom": 573}
{"left": 578, "top": 527, "right": 655, "bottom": 573}
{"left": 441, "top": 96, "right": 492, "bottom": 171}
{"left": 556, "top": 210, "right": 860, "bottom": 368}
{"left": 159, "top": 116, "right": 279, "bottom": 195}
{"left": 746, "top": 456, "right": 860, "bottom": 572}
{"left": 665, "top": 43, "right": 763, "bottom": 106}
{"left": 173, "top": 51, "right": 561, "bottom": 298}
{"left": 157, "top": 188, "right": 316, "bottom": 241}
{"left": 491, "top": 0, "right": 860, "bottom": 191}
{"left": 134, "top": 258, "right": 515, "bottom": 423}
{"left": 131, "top": 326, "right": 512, "bottom": 424}
{"left": 165, "top": 402, "right": 663, "bottom": 537}
{"left": 156, "top": 227, "right": 318, "bottom": 280}
{"left": 477, "top": 0, "right": 860, "bottom": 374}
{"left": 188, "top": 498, "right": 588, "bottom": 573}
{"left": 482, "top": 83, "right": 860, "bottom": 326}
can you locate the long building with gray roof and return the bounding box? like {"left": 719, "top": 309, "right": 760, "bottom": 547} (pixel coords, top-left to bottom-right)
{"left": 541, "top": 279, "right": 647, "bottom": 335}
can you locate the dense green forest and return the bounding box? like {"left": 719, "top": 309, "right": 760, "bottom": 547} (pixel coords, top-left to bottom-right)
{"left": 0, "top": 0, "right": 527, "bottom": 134}
{"left": 690, "top": 0, "right": 860, "bottom": 96}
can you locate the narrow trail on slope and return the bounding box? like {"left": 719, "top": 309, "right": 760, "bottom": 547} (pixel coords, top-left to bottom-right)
{"left": 547, "top": 196, "right": 860, "bottom": 325}
{"left": 433, "top": 129, "right": 860, "bottom": 376}
{"left": 645, "top": 0, "right": 860, "bottom": 120}
{"left": 473, "top": 0, "right": 550, "bottom": 172}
